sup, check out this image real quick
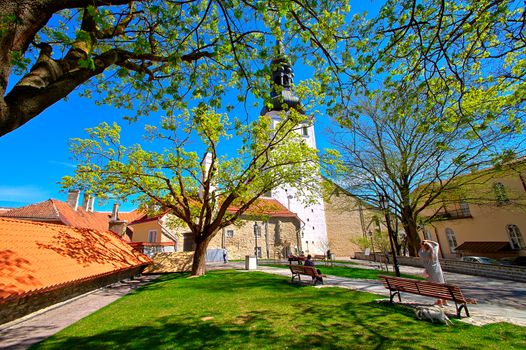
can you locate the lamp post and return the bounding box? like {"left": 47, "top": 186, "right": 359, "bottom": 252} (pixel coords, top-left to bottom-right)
{"left": 253, "top": 222, "right": 260, "bottom": 259}
{"left": 368, "top": 230, "right": 376, "bottom": 262}
{"left": 379, "top": 195, "right": 400, "bottom": 277}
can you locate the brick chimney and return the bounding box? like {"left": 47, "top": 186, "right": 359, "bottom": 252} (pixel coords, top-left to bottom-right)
{"left": 66, "top": 190, "right": 81, "bottom": 211}
{"left": 109, "top": 203, "right": 127, "bottom": 236}
{"left": 82, "top": 194, "right": 96, "bottom": 212}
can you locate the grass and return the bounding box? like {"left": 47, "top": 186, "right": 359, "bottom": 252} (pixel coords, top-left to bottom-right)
{"left": 263, "top": 263, "right": 422, "bottom": 280}
{"left": 31, "top": 271, "right": 525, "bottom": 350}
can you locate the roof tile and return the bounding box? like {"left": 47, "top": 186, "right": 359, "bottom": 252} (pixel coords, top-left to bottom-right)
{"left": 0, "top": 218, "right": 151, "bottom": 300}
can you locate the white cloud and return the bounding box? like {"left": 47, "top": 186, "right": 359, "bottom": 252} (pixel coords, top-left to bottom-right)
{"left": 48, "top": 160, "right": 77, "bottom": 168}
{"left": 0, "top": 185, "right": 50, "bottom": 202}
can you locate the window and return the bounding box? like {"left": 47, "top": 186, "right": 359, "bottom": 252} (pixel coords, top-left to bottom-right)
{"left": 459, "top": 201, "right": 471, "bottom": 217}
{"left": 423, "top": 229, "right": 433, "bottom": 241}
{"left": 507, "top": 224, "right": 525, "bottom": 250}
{"left": 148, "top": 230, "right": 158, "bottom": 243}
{"left": 225, "top": 229, "right": 234, "bottom": 238}
{"left": 493, "top": 182, "right": 509, "bottom": 205}
{"left": 445, "top": 228, "right": 457, "bottom": 253}
{"left": 301, "top": 126, "right": 309, "bottom": 137}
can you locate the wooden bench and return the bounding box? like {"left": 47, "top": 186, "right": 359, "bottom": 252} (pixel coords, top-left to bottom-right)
{"left": 289, "top": 265, "right": 325, "bottom": 285}
{"left": 379, "top": 275, "right": 475, "bottom": 318}
{"left": 313, "top": 254, "right": 326, "bottom": 261}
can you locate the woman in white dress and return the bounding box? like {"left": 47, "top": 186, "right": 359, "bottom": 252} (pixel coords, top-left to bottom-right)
{"left": 419, "top": 240, "right": 446, "bottom": 305}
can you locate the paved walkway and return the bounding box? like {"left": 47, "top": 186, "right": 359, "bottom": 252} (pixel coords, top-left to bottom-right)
{"left": 1, "top": 261, "right": 525, "bottom": 349}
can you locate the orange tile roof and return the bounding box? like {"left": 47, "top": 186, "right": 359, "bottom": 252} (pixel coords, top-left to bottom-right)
{"left": 0, "top": 200, "right": 144, "bottom": 232}
{"left": 0, "top": 218, "right": 151, "bottom": 301}
{"left": 129, "top": 198, "right": 298, "bottom": 225}
{"left": 227, "top": 198, "right": 298, "bottom": 217}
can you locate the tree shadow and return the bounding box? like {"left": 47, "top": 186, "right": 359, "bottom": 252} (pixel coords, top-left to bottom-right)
{"left": 0, "top": 249, "right": 39, "bottom": 296}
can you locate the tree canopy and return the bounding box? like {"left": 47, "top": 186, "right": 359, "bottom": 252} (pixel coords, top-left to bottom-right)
{"left": 0, "top": 0, "right": 351, "bottom": 136}
{"left": 326, "top": 82, "right": 521, "bottom": 256}
{"left": 62, "top": 106, "right": 319, "bottom": 275}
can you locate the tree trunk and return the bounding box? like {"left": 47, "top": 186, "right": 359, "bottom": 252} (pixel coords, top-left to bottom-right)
{"left": 400, "top": 206, "right": 420, "bottom": 256}
{"left": 190, "top": 229, "right": 217, "bottom": 276}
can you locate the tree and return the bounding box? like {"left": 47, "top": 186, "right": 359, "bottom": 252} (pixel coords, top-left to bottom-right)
{"left": 61, "top": 105, "right": 319, "bottom": 276}
{"left": 332, "top": 0, "right": 526, "bottom": 142}
{"left": 0, "top": 0, "right": 351, "bottom": 136}
{"left": 326, "top": 83, "right": 520, "bottom": 256}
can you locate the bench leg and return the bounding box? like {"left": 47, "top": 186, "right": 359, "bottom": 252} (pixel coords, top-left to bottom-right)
{"left": 312, "top": 277, "right": 323, "bottom": 286}
{"left": 389, "top": 290, "right": 401, "bottom": 303}
{"left": 456, "top": 303, "right": 470, "bottom": 318}
{"left": 291, "top": 273, "right": 301, "bottom": 284}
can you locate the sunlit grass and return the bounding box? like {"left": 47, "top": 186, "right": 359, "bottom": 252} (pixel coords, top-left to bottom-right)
{"left": 32, "top": 271, "right": 525, "bottom": 350}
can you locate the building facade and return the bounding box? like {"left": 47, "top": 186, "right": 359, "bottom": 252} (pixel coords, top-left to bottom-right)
{"left": 421, "top": 159, "right": 526, "bottom": 259}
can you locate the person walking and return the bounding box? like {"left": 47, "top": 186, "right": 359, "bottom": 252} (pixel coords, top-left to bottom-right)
{"left": 223, "top": 248, "right": 228, "bottom": 263}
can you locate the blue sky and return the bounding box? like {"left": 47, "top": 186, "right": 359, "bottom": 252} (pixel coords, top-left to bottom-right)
{"left": 0, "top": 2, "right": 382, "bottom": 212}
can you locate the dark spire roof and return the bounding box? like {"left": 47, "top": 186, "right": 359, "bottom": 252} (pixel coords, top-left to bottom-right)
{"left": 261, "top": 41, "right": 304, "bottom": 115}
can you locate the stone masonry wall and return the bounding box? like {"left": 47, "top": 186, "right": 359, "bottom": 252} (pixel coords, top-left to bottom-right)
{"left": 355, "top": 252, "right": 526, "bottom": 282}
{"left": 209, "top": 218, "right": 301, "bottom": 260}
{"left": 324, "top": 192, "right": 368, "bottom": 258}
{"left": 0, "top": 266, "right": 146, "bottom": 325}
{"left": 144, "top": 252, "right": 194, "bottom": 273}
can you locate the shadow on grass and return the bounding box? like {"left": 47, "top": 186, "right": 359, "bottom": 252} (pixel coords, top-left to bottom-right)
{"left": 30, "top": 271, "right": 526, "bottom": 350}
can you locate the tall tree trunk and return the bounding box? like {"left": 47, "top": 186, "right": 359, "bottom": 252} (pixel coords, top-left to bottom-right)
{"left": 190, "top": 229, "right": 217, "bottom": 276}
{"left": 400, "top": 206, "right": 420, "bottom": 256}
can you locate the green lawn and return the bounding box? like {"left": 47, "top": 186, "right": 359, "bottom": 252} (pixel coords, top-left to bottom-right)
{"left": 263, "top": 263, "right": 422, "bottom": 280}
{"left": 32, "top": 271, "right": 525, "bottom": 350}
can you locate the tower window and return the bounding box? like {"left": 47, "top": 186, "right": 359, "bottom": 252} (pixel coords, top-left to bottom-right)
{"left": 302, "top": 126, "right": 309, "bottom": 137}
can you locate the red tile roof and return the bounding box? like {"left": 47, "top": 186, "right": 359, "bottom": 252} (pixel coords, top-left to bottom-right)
{"left": 129, "top": 198, "right": 298, "bottom": 225}
{"left": 227, "top": 198, "right": 298, "bottom": 217}
{"left": 0, "top": 200, "right": 144, "bottom": 232}
{"left": 0, "top": 218, "right": 151, "bottom": 301}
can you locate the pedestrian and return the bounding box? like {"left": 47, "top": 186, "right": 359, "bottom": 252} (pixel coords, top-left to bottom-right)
{"left": 419, "top": 240, "right": 446, "bottom": 305}
{"left": 223, "top": 248, "right": 228, "bottom": 263}
{"left": 304, "top": 254, "right": 323, "bottom": 283}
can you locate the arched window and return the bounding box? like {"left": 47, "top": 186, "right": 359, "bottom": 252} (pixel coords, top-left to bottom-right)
{"left": 445, "top": 228, "right": 458, "bottom": 253}
{"left": 493, "top": 182, "right": 509, "bottom": 205}
{"left": 506, "top": 225, "right": 525, "bottom": 250}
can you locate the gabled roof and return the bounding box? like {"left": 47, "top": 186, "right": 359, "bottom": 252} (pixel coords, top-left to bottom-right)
{"left": 455, "top": 241, "right": 512, "bottom": 253}
{"left": 0, "top": 218, "right": 151, "bottom": 301}
{"left": 228, "top": 198, "right": 298, "bottom": 218}
{"left": 129, "top": 198, "right": 298, "bottom": 225}
{"left": 0, "top": 199, "right": 143, "bottom": 231}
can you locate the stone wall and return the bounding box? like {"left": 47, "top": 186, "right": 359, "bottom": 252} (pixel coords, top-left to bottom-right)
{"left": 0, "top": 265, "right": 146, "bottom": 325}
{"left": 324, "top": 191, "right": 372, "bottom": 258}
{"left": 209, "top": 218, "right": 301, "bottom": 260}
{"left": 144, "top": 252, "right": 194, "bottom": 273}
{"left": 355, "top": 252, "right": 526, "bottom": 282}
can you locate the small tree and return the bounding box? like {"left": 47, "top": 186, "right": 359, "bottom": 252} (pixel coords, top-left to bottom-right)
{"left": 62, "top": 106, "right": 319, "bottom": 276}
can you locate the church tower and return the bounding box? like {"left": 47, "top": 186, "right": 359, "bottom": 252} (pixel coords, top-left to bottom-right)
{"left": 260, "top": 42, "right": 328, "bottom": 255}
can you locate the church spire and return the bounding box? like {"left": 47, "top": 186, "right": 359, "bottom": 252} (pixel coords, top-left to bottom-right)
{"left": 261, "top": 40, "right": 303, "bottom": 115}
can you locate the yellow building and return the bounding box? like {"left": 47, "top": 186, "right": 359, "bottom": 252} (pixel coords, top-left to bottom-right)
{"left": 420, "top": 159, "right": 526, "bottom": 260}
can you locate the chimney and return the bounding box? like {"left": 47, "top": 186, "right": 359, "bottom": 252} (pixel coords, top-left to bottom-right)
{"left": 109, "top": 203, "right": 127, "bottom": 236}
{"left": 82, "top": 194, "right": 96, "bottom": 212}
{"left": 111, "top": 203, "right": 119, "bottom": 221}
{"left": 66, "top": 190, "right": 81, "bottom": 211}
